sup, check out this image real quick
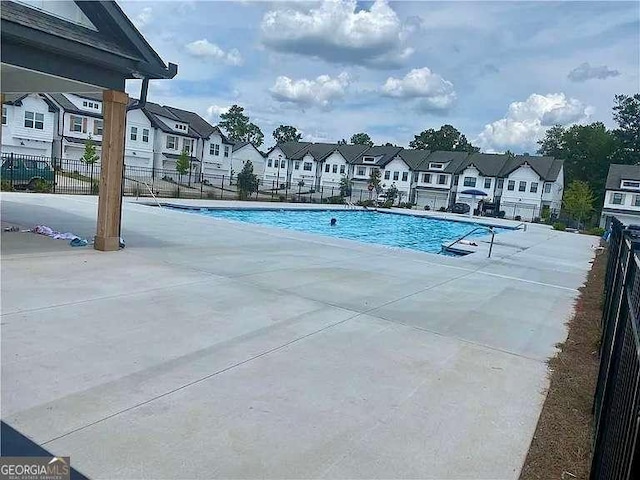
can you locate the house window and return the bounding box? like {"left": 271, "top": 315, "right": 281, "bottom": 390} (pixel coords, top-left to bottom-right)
{"left": 332, "top": 164, "right": 338, "bottom": 173}
{"left": 422, "top": 173, "right": 431, "bottom": 183}
{"left": 142, "top": 129, "right": 149, "bottom": 143}
{"left": 93, "top": 119, "right": 103, "bottom": 136}
{"left": 484, "top": 178, "right": 491, "bottom": 189}
{"left": 83, "top": 101, "right": 87, "bottom": 107}
{"left": 634, "top": 195, "right": 640, "bottom": 207}
{"left": 519, "top": 181, "right": 526, "bottom": 192}
{"left": 304, "top": 162, "right": 312, "bottom": 171}
{"left": 438, "top": 174, "right": 447, "bottom": 185}
{"left": 325, "top": 163, "right": 330, "bottom": 173}
{"left": 429, "top": 163, "right": 444, "bottom": 170}
{"left": 357, "top": 167, "right": 365, "bottom": 176}
{"left": 497, "top": 178, "right": 504, "bottom": 189}
{"left": 294, "top": 161, "right": 300, "bottom": 170}
{"left": 280, "top": 160, "right": 285, "bottom": 168}
{"left": 70, "top": 115, "right": 84, "bottom": 132}
{"left": 393, "top": 171, "right": 399, "bottom": 181}
{"left": 507, "top": 180, "right": 515, "bottom": 191}
{"left": 268, "top": 159, "right": 273, "bottom": 167}
{"left": 175, "top": 124, "right": 187, "bottom": 131}
{"left": 166, "top": 135, "right": 177, "bottom": 150}
{"left": 402, "top": 172, "right": 408, "bottom": 182}
{"left": 130, "top": 126, "right": 137, "bottom": 141}
{"left": 340, "top": 165, "right": 345, "bottom": 174}
{"left": 622, "top": 181, "right": 640, "bottom": 188}
{"left": 463, "top": 177, "right": 476, "bottom": 187}
{"left": 210, "top": 143, "right": 220, "bottom": 156}
{"left": 385, "top": 171, "right": 391, "bottom": 180}
{"left": 612, "top": 193, "right": 625, "bottom": 205}
{"left": 183, "top": 138, "right": 193, "bottom": 153}
{"left": 544, "top": 183, "right": 552, "bottom": 194}
{"left": 224, "top": 146, "right": 230, "bottom": 158}
{"left": 2, "top": 106, "right": 7, "bottom": 125}
{"left": 530, "top": 182, "right": 538, "bottom": 193}
{"left": 363, "top": 156, "right": 375, "bottom": 163}
{"left": 24, "top": 111, "right": 43, "bottom": 129}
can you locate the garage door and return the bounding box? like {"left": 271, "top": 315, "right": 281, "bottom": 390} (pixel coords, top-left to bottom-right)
{"left": 124, "top": 155, "right": 151, "bottom": 169}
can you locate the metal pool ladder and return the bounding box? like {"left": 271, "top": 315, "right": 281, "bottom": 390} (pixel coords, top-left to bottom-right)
{"left": 444, "top": 226, "right": 497, "bottom": 258}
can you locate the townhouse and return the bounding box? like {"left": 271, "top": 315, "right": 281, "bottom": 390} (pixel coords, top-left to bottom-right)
{"left": 1, "top": 93, "right": 262, "bottom": 182}
{"left": 1, "top": 93, "right": 59, "bottom": 158}
{"left": 231, "top": 142, "right": 266, "bottom": 180}
{"left": 266, "top": 141, "right": 564, "bottom": 220}
{"left": 600, "top": 164, "right": 640, "bottom": 228}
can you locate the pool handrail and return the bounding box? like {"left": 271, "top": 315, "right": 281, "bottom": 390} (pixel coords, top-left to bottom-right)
{"left": 444, "top": 225, "right": 497, "bottom": 258}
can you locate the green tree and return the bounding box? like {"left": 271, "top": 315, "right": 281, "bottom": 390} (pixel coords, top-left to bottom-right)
{"left": 81, "top": 135, "right": 100, "bottom": 183}
{"left": 537, "top": 122, "right": 616, "bottom": 203}
{"left": 219, "top": 105, "right": 265, "bottom": 147}
{"left": 339, "top": 176, "right": 352, "bottom": 198}
{"left": 175, "top": 149, "right": 190, "bottom": 185}
{"left": 237, "top": 160, "right": 259, "bottom": 200}
{"left": 563, "top": 180, "right": 595, "bottom": 229}
{"left": 350, "top": 133, "right": 374, "bottom": 147}
{"left": 337, "top": 139, "right": 347, "bottom": 145}
{"left": 409, "top": 125, "right": 480, "bottom": 152}
{"left": 612, "top": 93, "right": 640, "bottom": 164}
{"left": 273, "top": 125, "right": 302, "bottom": 144}
{"left": 385, "top": 184, "right": 398, "bottom": 204}
{"left": 368, "top": 168, "right": 381, "bottom": 194}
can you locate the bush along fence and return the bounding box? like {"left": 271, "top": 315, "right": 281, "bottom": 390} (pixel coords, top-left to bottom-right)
{"left": 590, "top": 216, "right": 640, "bottom": 480}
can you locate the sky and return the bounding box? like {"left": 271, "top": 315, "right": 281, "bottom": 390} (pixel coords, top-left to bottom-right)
{"left": 120, "top": 0, "right": 640, "bottom": 153}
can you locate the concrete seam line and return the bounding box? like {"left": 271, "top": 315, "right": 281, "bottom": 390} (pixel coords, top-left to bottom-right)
{"left": 41, "top": 312, "right": 364, "bottom": 446}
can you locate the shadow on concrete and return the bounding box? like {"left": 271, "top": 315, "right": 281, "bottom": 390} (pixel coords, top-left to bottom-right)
{"left": 1, "top": 421, "right": 89, "bottom": 479}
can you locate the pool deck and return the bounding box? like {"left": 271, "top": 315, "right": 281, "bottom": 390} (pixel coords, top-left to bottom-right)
{"left": 1, "top": 193, "right": 598, "bottom": 479}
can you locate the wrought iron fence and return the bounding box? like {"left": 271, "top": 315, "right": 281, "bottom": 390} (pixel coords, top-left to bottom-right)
{"left": 591, "top": 216, "right": 640, "bottom": 480}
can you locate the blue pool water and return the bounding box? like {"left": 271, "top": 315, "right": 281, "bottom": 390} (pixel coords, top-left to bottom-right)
{"left": 175, "top": 207, "right": 504, "bottom": 254}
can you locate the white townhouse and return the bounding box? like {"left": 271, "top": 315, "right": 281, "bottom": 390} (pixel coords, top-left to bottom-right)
{"left": 497, "top": 155, "right": 564, "bottom": 221}
{"left": 123, "top": 104, "right": 155, "bottom": 170}
{"left": 231, "top": 141, "right": 266, "bottom": 179}
{"left": 1, "top": 93, "right": 58, "bottom": 158}
{"left": 264, "top": 142, "right": 310, "bottom": 188}
{"left": 350, "top": 145, "right": 404, "bottom": 195}
{"left": 319, "top": 144, "right": 370, "bottom": 189}
{"left": 288, "top": 143, "right": 336, "bottom": 191}
{"left": 47, "top": 93, "right": 105, "bottom": 162}
{"left": 600, "top": 164, "right": 640, "bottom": 228}
{"left": 454, "top": 153, "right": 508, "bottom": 213}
{"left": 410, "top": 150, "right": 468, "bottom": 210}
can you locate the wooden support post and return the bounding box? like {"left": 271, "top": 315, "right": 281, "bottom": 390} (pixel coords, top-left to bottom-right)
{"left": 95, "top": 90, "right": 128, "bottom": 251}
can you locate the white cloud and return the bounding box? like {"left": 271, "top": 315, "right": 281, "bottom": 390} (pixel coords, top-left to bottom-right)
{"left": 476, "top": 93, "right": 594, "bottom": 152}
{"left": 568, "top": 62, "right": 620, "bottom": 82}
{"left": 185, "top": 39, "right": 243, "bottom": 66}
{"left": 381, "top": 67, "right": 456, "bottom": 111}
{"left": 133, "top": 7, "right": 152, "bottom": 29}
{"left": 261, "top": 0, "right": 412, "bottom": 68}
{"left": 270, "top": 72, "right": 351, "bottom": 109}
{"left": 206, "top": 105, "right": 230, "bottom": 122}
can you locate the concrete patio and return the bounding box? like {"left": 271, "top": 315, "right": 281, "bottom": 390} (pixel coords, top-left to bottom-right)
{"left": 1, "top": 193, "right": 597, "bottom": 479}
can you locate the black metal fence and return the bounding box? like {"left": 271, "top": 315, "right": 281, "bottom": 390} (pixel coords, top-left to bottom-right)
{"left": 0, "top": 154, "right": 385, "bottom": 204}
{"left": 591, "top": 216, "right": 640, "bottom": 479}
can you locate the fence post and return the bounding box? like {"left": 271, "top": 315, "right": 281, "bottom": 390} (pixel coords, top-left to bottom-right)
{"left": 220, "top": 175, "right": 224, "bottom": 200}
{"left": 52, "top": 157, "right": 57, "bottom": 194}
{"left": 359, "top": 190, "right": 363, "bottom": 202}
{"left": 200, "top": 174, "right": 203, "bottom": 199}
{"left": 10, "top": 152, "right": 14, "bottom": 189}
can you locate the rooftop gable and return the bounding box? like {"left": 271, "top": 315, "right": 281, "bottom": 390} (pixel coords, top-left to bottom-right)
{"left": 606, "top": 164, "right": 640, "bottom": 191}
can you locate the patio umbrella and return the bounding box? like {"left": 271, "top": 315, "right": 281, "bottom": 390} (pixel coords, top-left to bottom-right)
{"left": 459, "top": 189, "right": 488, "bottom": 216}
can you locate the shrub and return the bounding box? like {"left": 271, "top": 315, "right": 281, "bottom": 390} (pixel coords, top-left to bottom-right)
{"left": 497, "top": 211, "right": 506, "bottom": 218}
{"left": 1, "top": 180, "right": 13, "bottom": 191}
{"left": 553, "top": 222, "right": 566, "bottom": 231}
{"left": 514, "top": 215, "right": 522, "bottom": 221}
{"left": 33, "top": 179, "right": 53, "bottom": 193}
{"left": 438, "top": 206, "right": 446, "bottom": 212}
{"left": 424, "top": 205, "right": 431, "bottom": 211}
{"left": 172, "top": 186, "right": 180, "bottom": 198}
{"left": 324, "top": 195, "right": 344, "bottom": 204}
{"left": 356, "top": 199, "right": 375, "bottom": 207}
{"left": 586, "top": 226, "right": 605, "bottom": 237}
{"left": 532, "top": 217, "right": 541, "bottom": 223}
{"left": 398, "top": 202, "right": 414, "bottom": 209}
{"left": 206, "top": 192, "right": 216, "bottom": 199}
{"left": 90, "top": 182, "right": 99, "bottom": 195}
{"left": 381, "top": 200, "right": 394, "bottom": 208}
{"left": 279, "top": 195, "right": 286, "bottom": 202}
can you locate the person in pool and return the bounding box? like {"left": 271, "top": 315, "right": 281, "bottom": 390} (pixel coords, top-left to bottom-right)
{"left": 330, "top": 218, "right": 337, "bottom": 226}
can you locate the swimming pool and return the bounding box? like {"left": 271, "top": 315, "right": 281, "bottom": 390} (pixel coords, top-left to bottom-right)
{"left": 172, "top": 207, "right": 504, "bottom": 254}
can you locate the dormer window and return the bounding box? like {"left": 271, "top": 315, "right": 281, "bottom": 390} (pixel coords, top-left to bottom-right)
{"left": 621, "top": 180, "right": 640, "bottom": 189}
{"left": 175, "top": 124, "right": 187, "bottom": 131}
{"left": 429, "top": 163, "right": 444, "bottom": 170}
{"left": 363, "top": 156, "right": 375, "bottom": 163}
